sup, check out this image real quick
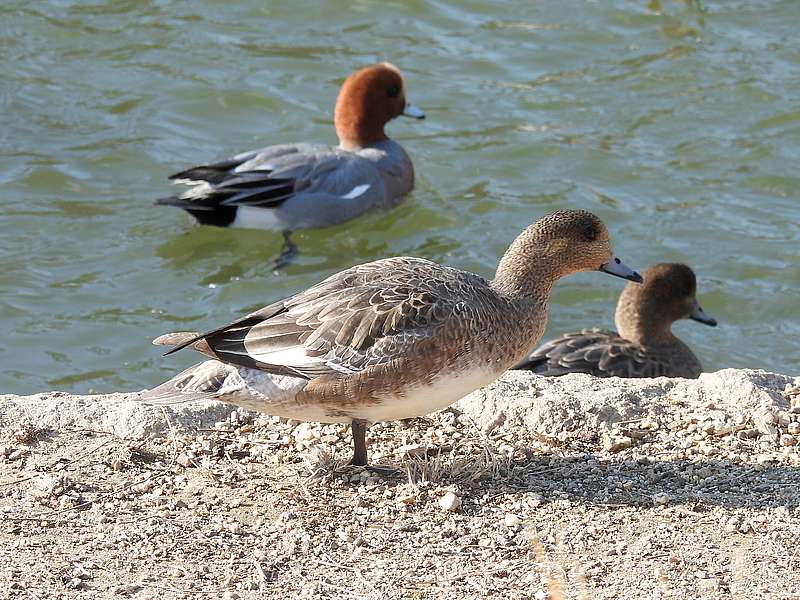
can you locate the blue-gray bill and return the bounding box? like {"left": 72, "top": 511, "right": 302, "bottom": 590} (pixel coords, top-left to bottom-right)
{"left": 600, "top": 256, "right": 643, "bottom": 283}
{"left": 402, "top": 104, "right": 425, "bottom": 119}
{"left": 689, "top": 303, "right": 718, "bottom": 326}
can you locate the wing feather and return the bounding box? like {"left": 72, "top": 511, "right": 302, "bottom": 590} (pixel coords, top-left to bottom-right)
{"left": 156, "top": 258, "right": 478, "bottom": 380}
{"left": 515, "top": 328, "right": 674, "bottom": 378}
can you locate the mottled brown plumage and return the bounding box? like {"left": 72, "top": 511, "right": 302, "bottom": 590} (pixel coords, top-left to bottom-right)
{"left": 142, "top": 209, "right": 641, "bottom": 465}
{"left": 515, "top": 263, "right": 717, "bottom": 378}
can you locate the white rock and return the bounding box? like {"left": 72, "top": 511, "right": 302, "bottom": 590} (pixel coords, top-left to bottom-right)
{"left": 293, "top": 423, "right": 315, "bottom": 442}
{"left": 438, "top": 491, "right": 461, "bottom": 512}
{"left": 457, "top": 369, "right": 792, "bottom": 436}
{"left": 504, "top": 513, "right": 522, "bottom": 528}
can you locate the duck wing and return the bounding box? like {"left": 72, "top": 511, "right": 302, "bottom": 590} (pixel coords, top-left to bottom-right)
{"left": 156, "top": 144, "right": 382, "bottom": 211}
{"left": 514, "top": 328, "right": 671, "bottom": 378}
{"left": 160, "top": 257, "right": 482, "bottom": 380}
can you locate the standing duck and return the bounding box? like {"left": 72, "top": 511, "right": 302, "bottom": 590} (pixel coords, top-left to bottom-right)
{"left": 141, "top": 209, "right": 642, "bottom": 466}
{"left": 156, "top": 63, "right": 424, "bottom": 266}
{"left": 515, "top": 263, "right": 717, "bottom": 378}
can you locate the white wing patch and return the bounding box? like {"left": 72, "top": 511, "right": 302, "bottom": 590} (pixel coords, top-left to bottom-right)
{"left": 245, "top": 345, "right": 323, "bottom": 370}
{"left": 340, "top": 184, "right": 371, "bottom": 200}
{"left": 177, "top": 181, "right": 213, "bottom": 199}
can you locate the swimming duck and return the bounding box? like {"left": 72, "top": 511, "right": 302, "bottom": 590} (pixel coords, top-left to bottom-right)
{"left": 156, "top": 63, "right": 424, "bottom": 266}
{"left": 515, "top": 263, "right": 717, "bottom": 378}
{"left": 141, "top": 209, "right": 641, "bottom": 466}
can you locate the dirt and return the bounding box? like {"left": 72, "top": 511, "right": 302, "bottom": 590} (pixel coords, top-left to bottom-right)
{"left": 1, "top": 369, "right": 799, "bottom": 599}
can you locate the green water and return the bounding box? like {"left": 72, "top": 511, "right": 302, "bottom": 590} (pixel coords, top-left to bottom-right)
{"left": 2, "top": 0, "right": 798, "bottom": 395}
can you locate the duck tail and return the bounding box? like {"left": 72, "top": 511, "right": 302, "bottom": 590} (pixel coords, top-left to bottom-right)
{"left": 153, "top": 332, "right": 216, "bottom": 358}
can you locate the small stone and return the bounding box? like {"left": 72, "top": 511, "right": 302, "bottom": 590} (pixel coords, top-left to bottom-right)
{"left": 738, "top": 521, "right": 754, "bottom": 534}
{"left": 438, "top": 491, "right": 461, "bottom": 512}
{"left": 723, "top": 516, "right": 740, "bottom": 533}
{"left": 504, "top": 513, "right": 521, "bottom": 528}
{"left": 652, "top": 493, "right": 669, "bottom": 506}
{"left": 176, "top": 453, "right": 192, "bottom": 467}
{"left": 397, "top": 494, "right": 417, "bottom": 505}
{"left": 788, "top": 422, "right": 800, "bottom": 435}
{"left": 604, "top": 437, "right": 632, "bottom": 453}
{"left": 780, "top": 434, "right": 796, "bottom": 447}
{"left": 526, "top": 494, "right": 543, "bottom": 508}
{"left": 8, "top": 449, "right": 27, "bottom": 461}
{"left": 698, "top": 578, "right": 719, "bottom": 592}
{"left": 293, "top": 423, "right": 315, "bottom": 442}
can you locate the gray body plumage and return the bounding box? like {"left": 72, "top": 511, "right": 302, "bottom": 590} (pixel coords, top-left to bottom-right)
{"left": 162, "top": 139, "right": 414, "bottom": 230}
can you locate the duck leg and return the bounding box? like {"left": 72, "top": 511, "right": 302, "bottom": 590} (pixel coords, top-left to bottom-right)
{"left": 272, "top": 230, "right": 298, "bottom": 270}
{"left": 349, "top": 419, "right": 368, "bottom": 466}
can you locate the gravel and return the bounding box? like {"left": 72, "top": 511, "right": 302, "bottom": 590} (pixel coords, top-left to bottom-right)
{"left": 0, "top": 369, "right": 798, "bottom": 599}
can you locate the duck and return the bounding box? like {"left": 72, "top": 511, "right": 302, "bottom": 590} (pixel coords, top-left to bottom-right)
{"left": 514, "top": 262, "right": 717, "bottom": 378}
{"left": 140, "top": 209, "right": 642, "bottom": 466}
{"left": 156, "top": 62, "right": 424, "bottom": 267}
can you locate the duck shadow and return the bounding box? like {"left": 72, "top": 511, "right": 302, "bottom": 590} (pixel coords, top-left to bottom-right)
{"left": 469, "top": 453, "right": 800, "bottom": 511}
{"left": 333, "top": 448, "right": 800, "bottom": 511}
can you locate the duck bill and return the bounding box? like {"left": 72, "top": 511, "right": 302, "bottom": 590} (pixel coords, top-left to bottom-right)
{"left": 689, "top": 303, "right": 718, "bottom": 326}
{"left": 402, "top": 103, "right": 425, "bottom": 119}
{"left": 599, "top": 256, "right": 643, "bottom": 283}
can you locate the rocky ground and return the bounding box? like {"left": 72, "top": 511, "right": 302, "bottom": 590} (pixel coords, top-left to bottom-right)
{"left": 1, "top": 369, "right": 799, "bottom": 599}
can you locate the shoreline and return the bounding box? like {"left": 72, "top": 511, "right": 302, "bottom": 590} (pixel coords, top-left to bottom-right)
{"left": 2, "top": 369, "right": 799, "bottom": 598}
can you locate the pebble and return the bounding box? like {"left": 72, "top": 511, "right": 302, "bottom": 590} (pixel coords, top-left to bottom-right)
{"left": 503, "top": 513, "right": 522, "bottom": 528}
{"left": 698, "top": 577, "right": 720, "bottom": 591}
{"left": 397, "top": 494, "right": 417, "bottom": 505}
{"left": 293, "top": 423, "right": 316, "bottom": 442}
{"left": 438, "top": 491, "right": 461, "bottom": 512}
{"left": 652, "top": 493, "right": 670, "bottom": 506}
{"left": 604, "top": 437, "right": 632, "bottom": 453}
{"left": 8, "top": 449, "right": 27, "bottom": 461}
{"left": 723, "top": 516, "right": 740, "bottom": 533}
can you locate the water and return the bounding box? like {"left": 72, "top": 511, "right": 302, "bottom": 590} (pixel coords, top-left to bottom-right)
{"left": 2, "top": 0, "right": 798, "bottom": 395}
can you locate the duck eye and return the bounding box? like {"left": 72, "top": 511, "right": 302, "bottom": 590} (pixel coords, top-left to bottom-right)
{"left": 387, "top": 85, "right": 400, "bottom": 98}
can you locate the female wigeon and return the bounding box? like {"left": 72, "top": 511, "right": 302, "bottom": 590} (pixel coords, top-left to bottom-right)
{"left": 156, "top": 63, "right": 424, "bottom": 265}
{"left": 141, "top": 210, "right": 641, "bottom": 466}
{"left": 515, "top": 263, "right": 717, "bottom": 378}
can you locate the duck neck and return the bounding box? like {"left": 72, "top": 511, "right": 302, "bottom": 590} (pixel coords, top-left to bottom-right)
{"left": 490, "top": 235, "right": 561, "bottom": 306}
{"left": 335, "top": 111, "right": 388, "bottom": 151}
{"left": 614, "top": 297, "right": 676, "bottom": 346}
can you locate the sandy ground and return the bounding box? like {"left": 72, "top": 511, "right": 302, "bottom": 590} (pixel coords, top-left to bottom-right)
{"left": 1, "top": 369, "right": 799, "bottom": 599}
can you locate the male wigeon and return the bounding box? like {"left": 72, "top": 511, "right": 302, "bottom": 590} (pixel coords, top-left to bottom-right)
{"left": 141, "top": 210, "right": 641, "bottom": 466}
{"left": 156, "top": 63, "right": 424, "bottom": 265}
{"left": 515, "top": 263, "right": 717, "bottom": 378}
